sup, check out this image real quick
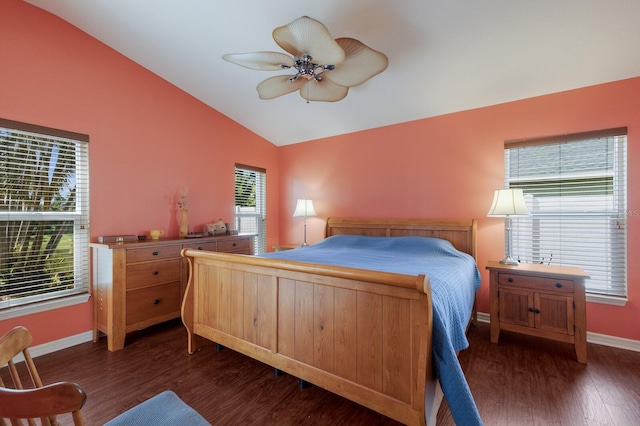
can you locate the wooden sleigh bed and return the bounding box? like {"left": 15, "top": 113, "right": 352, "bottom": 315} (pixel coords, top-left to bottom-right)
{"left": 181, "top": 218, "right": 478, "bottom": 426}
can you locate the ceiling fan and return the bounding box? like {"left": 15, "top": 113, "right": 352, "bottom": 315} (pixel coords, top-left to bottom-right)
{"left": 222, "top": 16, "right": 389, "bottom": 102}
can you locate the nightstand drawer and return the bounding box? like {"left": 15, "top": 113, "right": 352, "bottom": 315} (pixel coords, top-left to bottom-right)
{"left": 126, "top": 259, "right": 181, "bottom": 289}
{"left": 126, "top": 245, "right": 181, "bottom": 263}
{"left": 498, "top": 273, "right": 574, "bottom": 293}
{"left": 126, "top": 282, "right": 181, "bottom": 325}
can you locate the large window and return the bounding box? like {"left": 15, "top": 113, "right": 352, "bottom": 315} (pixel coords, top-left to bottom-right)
{"left": 1, "top": 119, "right": 90, "bottom": 311}
{"left": 234, "top": 164, "right": 266, "bottom": 254}
{"left": 505, "top": 128, "right": 627, "bottom": 300}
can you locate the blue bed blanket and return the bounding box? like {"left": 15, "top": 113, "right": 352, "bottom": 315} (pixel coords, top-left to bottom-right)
{"left": 261, "top": 235, "right": 482, "bottom": 425}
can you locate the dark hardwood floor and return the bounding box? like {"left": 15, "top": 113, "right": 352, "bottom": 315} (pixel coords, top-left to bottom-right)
{"left": 6, "top": 320, "right": 640, "bottom": 425}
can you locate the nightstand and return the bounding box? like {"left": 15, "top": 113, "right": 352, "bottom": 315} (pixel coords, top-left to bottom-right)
{"left": 486, "top": 261, "right": 590, "bottom": 363}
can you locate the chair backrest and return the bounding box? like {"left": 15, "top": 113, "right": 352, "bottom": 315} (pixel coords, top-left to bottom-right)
{"left": 0, "top": 326, "right": 86, "bottom": 426}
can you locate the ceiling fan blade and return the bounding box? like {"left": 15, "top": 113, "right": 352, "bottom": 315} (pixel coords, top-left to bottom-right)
{"left": 300, "top": 79, "right": 349, "bottom": 102}
{"left": 273, "top": 16, "right": 345, "bottom": 65}
{"left": 222, "top": 52, "right": 294, "bottom": 71}
{"left": 323, "top": 38, "right": 389, "bottom": 87}
{"left": 257, "top": 75, "right": 306, "bottom": 99}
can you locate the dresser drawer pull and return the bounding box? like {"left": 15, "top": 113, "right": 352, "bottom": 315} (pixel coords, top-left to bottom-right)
{"left": 507, "top": 278, "right": 514, "bottom": 283}
{"left": 232, "top": 243, "right": 237, "bottom": 247}
{"left": 555, "top": 283, "right": 562, "bottom": 288}
{"left": 198, "top": 246, "right": 204, "bottom": 250}
{"left": 153, "top": 299, "right": 160, "bottom": 305}
{"left": 153, "top": 271, "right": 159, "bottom": 275}
{"left": 152, "top": 251, "right": 159, "bottom": 256}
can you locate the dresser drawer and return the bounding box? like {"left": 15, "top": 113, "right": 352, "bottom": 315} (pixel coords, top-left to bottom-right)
{"left": 498, "top": 273, "right": 574, "bottom": 293}
{"left": 181, "top": 241, "right": 218, "bottom": 252}
{"left": 126, "top": 245, "right": 181, "bottom": 263}
{"left": 126, "top": 259, "right": 181, "bottom": 289}
{"left": 126, "top": 282, "right": 181, "bottom": 325}
{"left": 218, "top": 238, "right": 250, "bottom": 253}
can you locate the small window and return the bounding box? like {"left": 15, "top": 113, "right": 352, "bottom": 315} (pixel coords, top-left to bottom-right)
{"left": 1, "top": 119, "right": 90, "bottom": 310}
{"left": 234, "top": 164, "right": 266, "bottom": 254}
{"left": 505, "top": 128, "right": 627, "bottom": 298}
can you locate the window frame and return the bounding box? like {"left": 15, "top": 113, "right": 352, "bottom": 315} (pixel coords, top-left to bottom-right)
{"left": 503, "top": 127, "right": 627, "bottom": 304}
{"left": 0, "top": 118, "right": 90, "bottom": 316}
{"left": 234, "top": 164, "right": 266, "bottom": 255}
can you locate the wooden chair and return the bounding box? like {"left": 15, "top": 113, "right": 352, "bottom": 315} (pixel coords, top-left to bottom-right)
{"left": 0, "top": 326, "right": 87, "bottom": 426}
{"left": 1, "top": 326, "right": 208, "bottom": 425}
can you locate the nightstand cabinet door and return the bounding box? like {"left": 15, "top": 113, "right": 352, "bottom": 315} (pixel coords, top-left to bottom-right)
{"left": 498, "top": 284, "right": 574, "bottom": 335}
{"left": 498, "top": 287, "right": 534, "bottom": 328}
{"left": 535, "top": 292, "right": 574, "bottom": 335}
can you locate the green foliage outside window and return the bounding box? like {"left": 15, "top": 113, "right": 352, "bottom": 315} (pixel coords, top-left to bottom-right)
{"left": 1, "top": 127, "right": 84, "bottom": 303}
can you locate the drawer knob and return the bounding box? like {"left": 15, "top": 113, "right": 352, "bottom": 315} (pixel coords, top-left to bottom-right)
{"left": 198, "top": 246, "right": 203, "bottom": 250}
{"left": 153, "top": 299, "right": 160, "bottom": 305}
{"left": 153, "top": 271, "right": 159, "bottom": 275}
{"left": 507, "top": 278, "right": 514, "bottom": 283}
{"left": 555, "top": 283, "right": 562, "bottom": 288}
{"left": 152, "top": 251, "right": 159, "bottom": 256}
{"left": 232, "top": 243, "right": 237, "bottom": 247}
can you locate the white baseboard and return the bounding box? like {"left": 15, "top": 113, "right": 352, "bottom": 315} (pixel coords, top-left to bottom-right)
{"left": 13, "top": 330, "right": 94, "bottom": 363}
{"left": 586, "top": 331, "right": 640, "bottom": 352}
{"left": 476, "top": 312, "right": 640, "bottom": 352}
{"left": 15, "top": 314, "right": 640, "bottom": 363}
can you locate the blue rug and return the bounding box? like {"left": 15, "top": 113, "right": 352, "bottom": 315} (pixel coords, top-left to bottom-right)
{"left": 104, "top": 390, "right": 210, "bottom": 426}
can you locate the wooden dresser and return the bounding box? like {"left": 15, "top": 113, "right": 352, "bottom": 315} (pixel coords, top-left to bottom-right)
{"left": 91, "top": 234, "right": 254, "bottom": 351}
{"left": 486, "top": 261, "right": 589, "bottom": 363}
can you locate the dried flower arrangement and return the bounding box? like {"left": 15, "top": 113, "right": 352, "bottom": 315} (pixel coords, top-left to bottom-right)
{"left": 178, "top": 188, "right": 188, "bottom": 210}
{"left": 178, "top": 188, "right": 189, "bottom": 237}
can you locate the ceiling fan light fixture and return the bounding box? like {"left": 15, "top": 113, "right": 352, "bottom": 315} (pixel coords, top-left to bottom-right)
{"left": 223, "top": 16, "right": 388, "bottom": 102}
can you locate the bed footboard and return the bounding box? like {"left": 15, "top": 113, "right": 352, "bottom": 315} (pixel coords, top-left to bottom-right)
{"left": 181, "top": 250, "right": 434, "bottom": 426}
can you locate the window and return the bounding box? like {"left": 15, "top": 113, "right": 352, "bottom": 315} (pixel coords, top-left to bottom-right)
{"left": 1, "top": 119, "right": 90, "bottom": 311}
{"left": 505, "top": 128, "right": 627, "bottom": 300}
{"left": 234, "top": 164, "right": 266, "bottom": 254}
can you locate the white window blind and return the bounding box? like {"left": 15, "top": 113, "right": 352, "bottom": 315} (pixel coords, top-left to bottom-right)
{"left": 234, "top": 164, "right": 266, "bottom": 255}
{"left": 505, "top": 128, "right": 627, "bottom": 298}
{"left": 1, "top": 119, "right": 90, "bottom": 309}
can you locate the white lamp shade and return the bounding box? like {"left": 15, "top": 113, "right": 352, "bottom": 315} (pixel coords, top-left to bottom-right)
{"left": 293, "top": 199, "right": 316, "bottom": 217}
{"left": 487, "top": 188, "right": 530, "bottom": 217}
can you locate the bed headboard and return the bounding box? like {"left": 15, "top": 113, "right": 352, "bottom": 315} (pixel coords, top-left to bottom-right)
{"left": 325, "top": 218, "right": 477, "bottom": 260}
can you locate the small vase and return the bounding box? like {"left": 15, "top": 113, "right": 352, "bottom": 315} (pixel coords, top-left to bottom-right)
{"left": 179, "top": 209, "right": 189, "bottom": 237}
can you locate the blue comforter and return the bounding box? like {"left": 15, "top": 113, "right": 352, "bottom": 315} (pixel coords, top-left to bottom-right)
{"left": 261, "top": 235, "right": 482, "bottom": 425}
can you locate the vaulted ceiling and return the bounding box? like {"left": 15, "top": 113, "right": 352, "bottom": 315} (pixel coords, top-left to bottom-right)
{"left": 25, "top": 0, "right": 640, "bottom": 146}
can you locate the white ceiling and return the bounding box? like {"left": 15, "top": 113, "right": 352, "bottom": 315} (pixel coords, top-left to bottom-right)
{"left": 25, "top": 0, "right": 640, "bottom": 146}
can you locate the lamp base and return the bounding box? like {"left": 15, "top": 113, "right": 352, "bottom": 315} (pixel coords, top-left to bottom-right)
{"left": 499, "top": 256, "right": 519, "bottom": 265}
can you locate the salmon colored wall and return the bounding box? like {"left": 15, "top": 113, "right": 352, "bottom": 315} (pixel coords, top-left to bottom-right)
{"left": 279, "top": 77, "right": 640, "bottom": 342}
{"left": 0, "top": 1, "right": 279, "bottom": 345}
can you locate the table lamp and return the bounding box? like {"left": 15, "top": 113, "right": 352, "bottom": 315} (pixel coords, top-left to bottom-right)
{"left": 487, "top": 188, "right": 530, "bottom": 265}
{"left": 293, "top": 199, "right": 316, "bottom": 247}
